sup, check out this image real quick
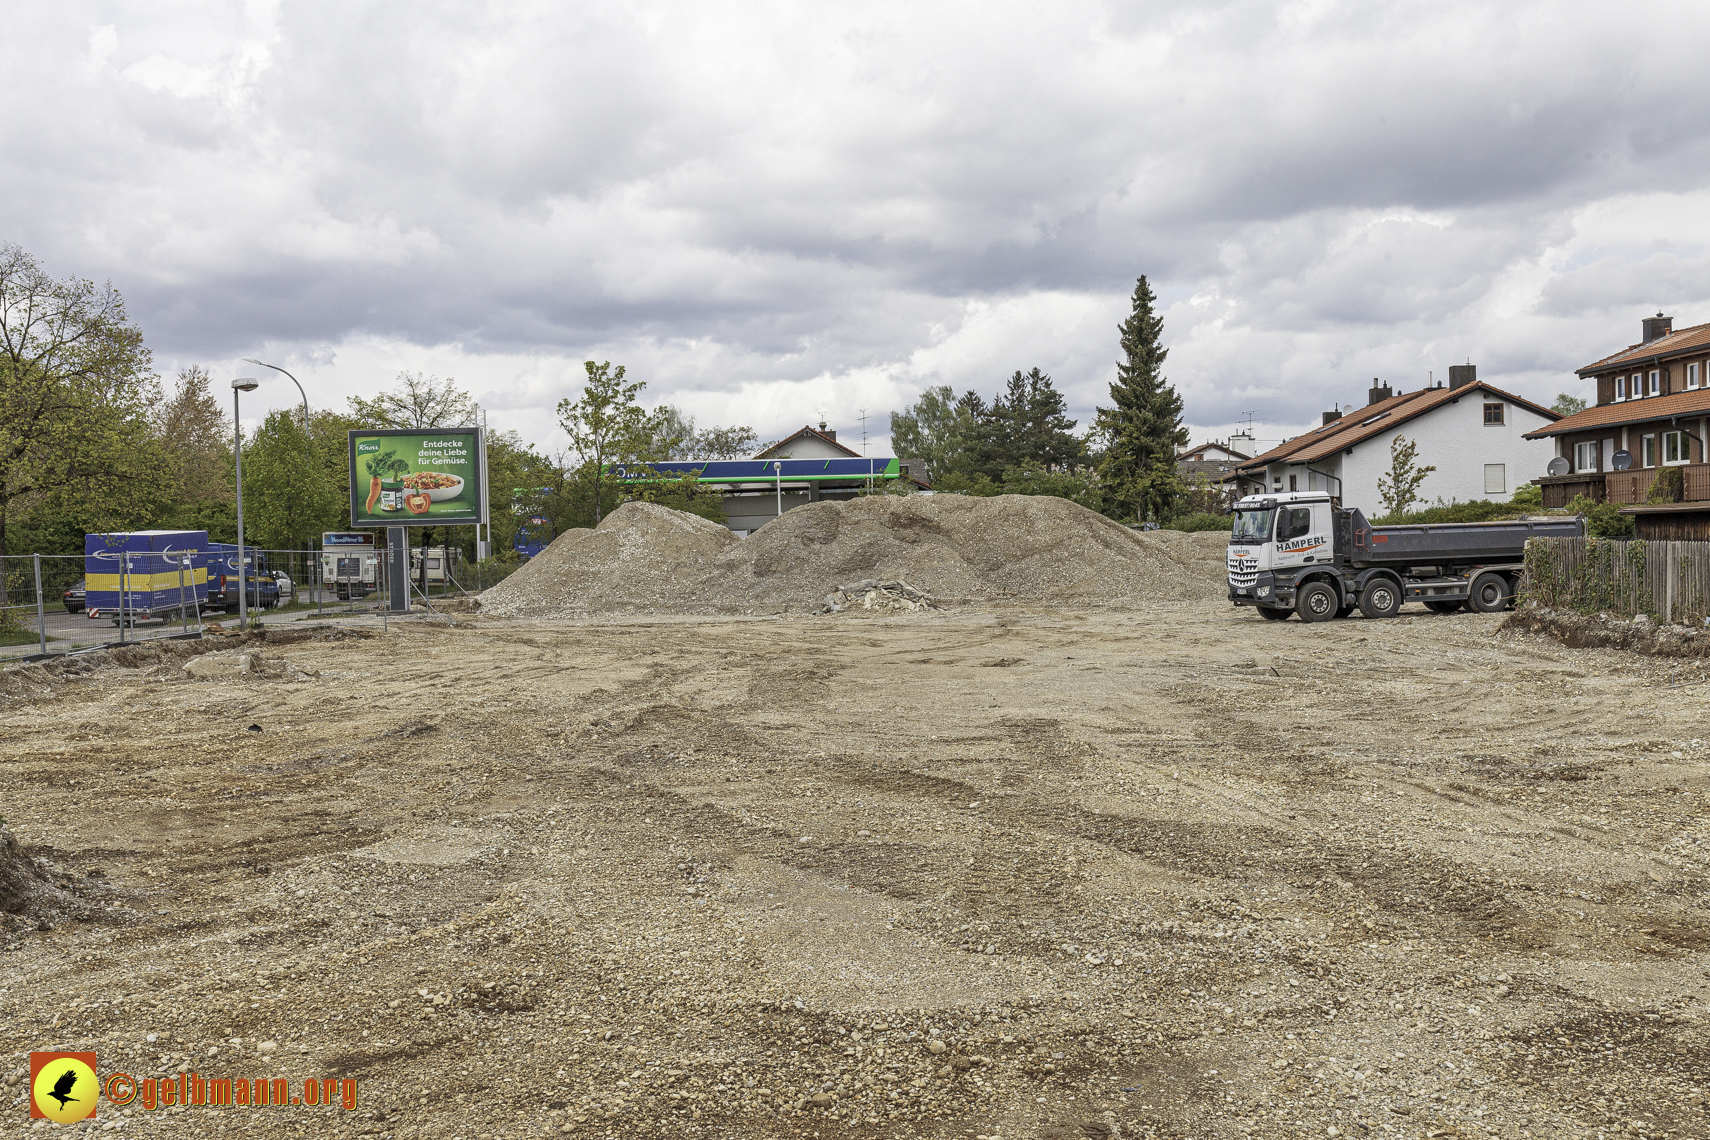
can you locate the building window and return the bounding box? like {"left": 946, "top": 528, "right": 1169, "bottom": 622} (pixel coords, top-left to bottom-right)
{"left": 1650, "top": 369, "right": 1662, "bottom": 395}
{"left": 1615, "top": 375, "right": 1627, "bottom": 400}
{"left": 1664, "top": 431, "right": 1688, "bottom": 465}
{"left": 1484, "top": 464, "right": 1506, "bottom": 494}
{"left": 1642, "top": 434, "right": 1657, "bottom": 467}
{"left": 1574, "top": 441, "right": 1598, "bottom": 471}
{"left": 1690, "top": 363, "right": 1701, "bottom": 390}
{"left": 1483, "top": 402, "right": 1504, "bottom": 425}
{"left": 1288, "top": 475, "right": 1297, "bottom": 492}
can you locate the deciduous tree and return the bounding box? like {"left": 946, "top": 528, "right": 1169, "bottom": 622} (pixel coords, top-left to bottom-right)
{"left": 0, "top": 243, "right": 162, "bottom": 599}
{"left": 1376, "top": 434, "right": 1437, "bottom": 517}
{"left": 556, "top": 362, "right": 681, "bottom": 523}
{"left": 348, "top": 371, "right": 477, "bottom": 429}
{"left": 889, "top": 386, "right": 974, "bottom": 485}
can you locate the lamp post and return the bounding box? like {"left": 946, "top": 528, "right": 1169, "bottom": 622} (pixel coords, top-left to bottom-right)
{"left": 232, "top": 376, "right": 260, "bottom": 627}
{"left": 244, "top": 358, "right": 312, "bottom": 601}
{"left": 774, "top": 460, "right": 782, "bottom": 520}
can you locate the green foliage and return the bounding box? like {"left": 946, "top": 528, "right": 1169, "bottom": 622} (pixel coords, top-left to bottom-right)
{"left": 932, "top": 471, "right": 1001, "bottom": 496}
{"left": 1508, "top": 482, "right": 1543, "bottom": 510}
{"left": 1646, "top": 465, "right": 1684, "bottom": 504}
{"left": 996, "top": 466, "right": 1103, "bottom": 511}
{"left": 348, "top": 372, "right": 476, "bottom": 430}
{"left": 1373, "top": 498, "right": 1515, "bottom": 525}
{"left": 1164, "top": 512, "right": 1230, "bottom": 533}
{"left": 1096, "top": 276, "right": 1188, "bottom": 523}
{"left": 556, "top": 361, "right": 682, "bottom": 524}
{"left": 1375, "top": 434, "right": 1436, "bottom": 516}
{"left": 653, "top": 408, "right": 758, "bottom": 461}
{"left": 242, "top": 409, "right": 344, "bottom": 551}
{"left": 1551, "top": 393, "right": 1588, "bottom": 417}
{"left": 0, "top": 243, "right": 164, "bottom": 595}
{"left": 621, "top": 472, "right": 728, "bottom": 523}
{"left": 956, "top": 369, "right": 1084, "bottom": 481}
{"left": 1564, "top": 493, "right": 1634, "bottom": 538}
{"left": 889, "top": 385, "right": 975, "bottom": 485}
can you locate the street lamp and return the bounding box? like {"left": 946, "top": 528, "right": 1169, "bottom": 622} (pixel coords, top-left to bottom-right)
{"left": 243, "top": 358, "right": 312, "bottom": 602}
{"left": 232, "top": 376, "right": 259, "bottom": 628}
{"left": 241, "top": 358, "right": 309, "bottom": 431}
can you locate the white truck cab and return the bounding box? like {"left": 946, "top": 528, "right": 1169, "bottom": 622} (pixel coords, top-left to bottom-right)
{"left": 1227, "top": 492, "right": 1337, "bottom": 601}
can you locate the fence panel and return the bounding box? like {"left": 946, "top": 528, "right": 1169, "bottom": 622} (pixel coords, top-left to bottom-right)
{"left": 1524, "top": 535, "right": 1710, "bottom": 624}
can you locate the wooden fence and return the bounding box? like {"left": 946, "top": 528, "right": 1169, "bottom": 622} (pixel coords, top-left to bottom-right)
{"left": 1524, "top": 536, "right": 1710, "bottom": 623}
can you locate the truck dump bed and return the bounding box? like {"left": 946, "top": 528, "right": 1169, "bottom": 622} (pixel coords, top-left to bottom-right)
{"left": 1348, "top": 511, "right": 1582, "bottom": 567}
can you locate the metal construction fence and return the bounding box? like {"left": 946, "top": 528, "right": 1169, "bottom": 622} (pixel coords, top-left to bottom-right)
{"left": 1523, "top": 535, "right": 1710, "bottom": 624}
{"left": 0, "top": 544, "right": 481, "bottom": 663}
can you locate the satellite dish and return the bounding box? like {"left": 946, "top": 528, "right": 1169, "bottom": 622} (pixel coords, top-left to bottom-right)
{"left": 1611, "top": 449, "right": 1633, "bottom": 471}
{"left": 1547, "top": 456, "right": 1570, "bottom": 477}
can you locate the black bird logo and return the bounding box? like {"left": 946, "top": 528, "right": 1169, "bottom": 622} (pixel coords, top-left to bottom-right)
{"left": 46, "top": 1067, "right": 79, "bottom": 1110}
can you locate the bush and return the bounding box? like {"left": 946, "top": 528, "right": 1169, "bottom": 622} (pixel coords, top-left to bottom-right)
{"left": 1508, "top": 482, "right": 1543, "bottom": 509}
{"left": 1564, "top": 493, "right": 1634, "bottom": 538}
{"left": 1372, "top": 498, "right": 1517, "bottom": 525}
{"left": 1646, "top": 466, "right": 1683, "bottom": 504}
{"left": 1164, "top": 512, "right": 1230, "bottom": 533}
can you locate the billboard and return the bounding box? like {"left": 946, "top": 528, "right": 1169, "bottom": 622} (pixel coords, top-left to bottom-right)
{"left": 348, "top": 429, "right": 484, "bottom": 527}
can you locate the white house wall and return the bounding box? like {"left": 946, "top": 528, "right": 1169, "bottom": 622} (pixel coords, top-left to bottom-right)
{"left": 1253, "top": 391, "right": 1557, "bottom": 514}
{"left": 1341, "top": 393, "right": 1555, "bottom": 513}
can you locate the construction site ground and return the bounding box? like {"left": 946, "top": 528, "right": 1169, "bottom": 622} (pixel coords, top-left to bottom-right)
{"left": 2, "top": 601, "right": 1707, "bottom": 1140}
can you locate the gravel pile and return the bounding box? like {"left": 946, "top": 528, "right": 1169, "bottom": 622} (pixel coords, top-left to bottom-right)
{"left": 480, "top": 495, "right": 1228, "bottom": 616}
{"left": 479, "top": 502, "right": 739, "bottom": 617}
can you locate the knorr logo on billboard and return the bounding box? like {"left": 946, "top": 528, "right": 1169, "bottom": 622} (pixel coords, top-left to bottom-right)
{"left": 347, "top": 429, "right": 484, "bottom": 528}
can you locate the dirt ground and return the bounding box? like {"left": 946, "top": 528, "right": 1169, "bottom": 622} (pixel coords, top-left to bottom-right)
{"left": 2, "top": 600, "right": 1707, "bottom": 1140}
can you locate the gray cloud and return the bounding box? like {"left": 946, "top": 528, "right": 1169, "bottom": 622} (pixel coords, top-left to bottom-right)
{"left": 6, "top": 0, "right": 1710, "bottom": 449}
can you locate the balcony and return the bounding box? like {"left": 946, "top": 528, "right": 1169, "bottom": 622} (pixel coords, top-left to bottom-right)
{"left": 1537, "top": 464, "right": 1710, "bottom": 508}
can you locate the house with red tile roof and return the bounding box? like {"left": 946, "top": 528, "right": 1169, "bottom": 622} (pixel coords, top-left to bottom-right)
{"left": 1523, "top": 314, "right": 1710, "bottom": 524}
{"left": 754, "top": 423, "right": 862, "bottom": 460}
{"left": 1232, "top": 370, "right": 1559, "bottom": 515}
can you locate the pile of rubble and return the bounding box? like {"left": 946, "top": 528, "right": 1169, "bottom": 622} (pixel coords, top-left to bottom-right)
{"left": 478, "top": 494, "right": 1231, "bottom": 617}
{"left": 812, "top": 578, "right": 946, "bottom": 616}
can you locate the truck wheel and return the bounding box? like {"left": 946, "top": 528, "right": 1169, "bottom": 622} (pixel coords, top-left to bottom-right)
{"left": 1424, "top": 600, "right": 1461, "bottom": 614}
{"left": 1358, "top": 578, "right": 1402, "bottom": 619}
{"left": 1468, "top": 572, "right": 1510, "bottom": 613}
{"left": 1296, "top": 581, "right": 1339, "bottom": 622}
{"left": 1257, "top": 606, "right": 1292, "bottom": 621}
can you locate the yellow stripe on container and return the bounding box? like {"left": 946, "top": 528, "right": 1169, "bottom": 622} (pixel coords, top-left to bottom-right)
{"left": 86, "top": 568, "right": 209, "bottom": 592}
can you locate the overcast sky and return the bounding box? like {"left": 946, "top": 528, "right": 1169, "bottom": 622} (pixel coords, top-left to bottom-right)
{"left": 9, "top": 0, "right": 1710, "bottom": 456}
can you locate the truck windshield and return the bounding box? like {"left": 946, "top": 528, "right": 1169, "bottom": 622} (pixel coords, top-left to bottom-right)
{"left": 1231, "top": 508, "right": 1274, "bottom": 544}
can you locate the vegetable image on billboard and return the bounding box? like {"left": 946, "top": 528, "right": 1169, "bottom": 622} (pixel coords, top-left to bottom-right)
{"left": 348, "top": 429, "right": 484, "bottom": 527}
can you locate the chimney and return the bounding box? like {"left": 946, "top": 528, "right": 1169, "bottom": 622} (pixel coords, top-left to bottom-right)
{"left": 1643, "top": 312, "right": 1673, "bottom": 343}
{"left": 1322, "top": 409, "right": 1343, "bottom": 426}
{"left": 1367, "top": 379, "right": 1393, "bottom": 405}
{"left": 1448, "top": 364, "right": 1476, "bottom": 390}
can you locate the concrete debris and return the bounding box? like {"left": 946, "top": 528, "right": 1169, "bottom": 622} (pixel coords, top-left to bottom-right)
{"left": 813, "top": 578, "right": 945, "bottom": 615}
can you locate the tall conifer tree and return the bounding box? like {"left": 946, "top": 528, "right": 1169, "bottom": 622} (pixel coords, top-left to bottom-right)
{"left": 1097, "top": 276, "right": 1188, "bottom": 522}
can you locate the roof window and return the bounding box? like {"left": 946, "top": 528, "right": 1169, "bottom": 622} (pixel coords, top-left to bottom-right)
{"left": 1360, "top": 411, "right": 1390, "bottom": 426}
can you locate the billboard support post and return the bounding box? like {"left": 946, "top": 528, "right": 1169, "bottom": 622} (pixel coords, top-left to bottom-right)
{"left": 387, "top": 527, "right": 410, "bottom": 612}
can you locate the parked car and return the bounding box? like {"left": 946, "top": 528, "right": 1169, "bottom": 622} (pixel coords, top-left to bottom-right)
{"left": 272, "top": 571, "right": 295, "bottom": 603}
{"left": 62, "top": 579, "right": 86, "bottom": 613}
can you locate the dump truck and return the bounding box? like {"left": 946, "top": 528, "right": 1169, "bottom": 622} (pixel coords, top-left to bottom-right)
{"left": 1226, "top": 491, "right": 1584, "bottom": 622}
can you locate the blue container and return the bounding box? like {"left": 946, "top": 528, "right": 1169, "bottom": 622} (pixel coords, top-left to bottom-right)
{"left": 84, "top": 531, "right": 209, "bottom": 620}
